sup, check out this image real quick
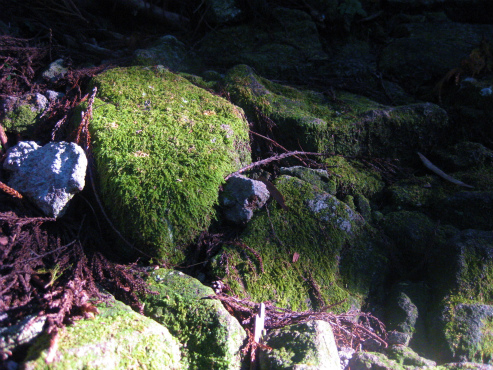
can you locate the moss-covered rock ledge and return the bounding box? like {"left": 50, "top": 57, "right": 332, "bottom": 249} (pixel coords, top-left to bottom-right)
{"left": 88, "top": 66, "right": 251, "bottom": 262}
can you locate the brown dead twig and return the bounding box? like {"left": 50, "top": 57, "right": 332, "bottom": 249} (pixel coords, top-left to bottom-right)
{"left": 210, "top": 294, "right": 387, "bottom": 362}
{"left": 225, "top": 151, "right": 327, "bottom": 181}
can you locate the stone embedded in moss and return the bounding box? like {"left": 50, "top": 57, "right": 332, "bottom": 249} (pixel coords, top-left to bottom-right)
{"left": 23, "top": 297, "right": 182, "bottom": 370}
{"left": 258, "top": 320, "right": 341, "bottom": 370}
{"left": 88, "top": 66, "right": 251, "bottom": 262}
{"left": 223, "top": 64, "right": 448, "bottom": 162}
{"left": 142, "top": 269, "right": 246, "bottom": 370}
{"left": 280, "top": 166, "right": 337, "bottom": 195}
{"left": 1, "top": 93, "right": 48, "bottom": 137}
{"left": 438, "top": 191, "right": 493, "bottom": 230}
{"left": 210, "top": 175, "right": 387, "bottom": 312}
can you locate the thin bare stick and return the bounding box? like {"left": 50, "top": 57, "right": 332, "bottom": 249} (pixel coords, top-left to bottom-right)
{"left": 417, "top": 152, "right": 474, "bottom": 188}
{"left": 225, "top": 151, "right": 326, "bottom": 180}
{"left": 250, "top": 131, "right": 308, "bottom": 166}
{"left": 0, "top": 180, "right": 23, "bottom": 199}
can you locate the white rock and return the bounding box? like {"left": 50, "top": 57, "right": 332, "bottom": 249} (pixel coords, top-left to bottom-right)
{"left": 4, "top": 141, "right": 87, "bottom": 218}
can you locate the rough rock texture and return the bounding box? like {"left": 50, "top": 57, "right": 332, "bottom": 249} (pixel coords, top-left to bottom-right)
{"left": 142, "top": 269, "right": 246, "bottom": 369}
{"left": 88, "top": 66, "right": 250, "bottom": 262}
{"left": 134, "top": 35, "right": 200, "bottom": 72}
{"left": 4, "top": 141, "right": 87, "bottom": 218}
{"left": 22, "top": 297, "right": 182, "bottom": 369}
{"left": 0, "top": 93, "right": 48, "bottom": 136}
{"left": 223, "top": 64, "right": 448, "bottom": 162}
{"left": 220, "top": 175, "right": 270, "bottom": 224}
{"left": 258, "top": 320, "right": 341, "bottom": 370}
{"left": 429, "top": 230, "right": 493, "bottom": 363}
{"left": 380, "top": 21, "right": 493, "bottom": 91}
{"left": 211, "top": 175, "right": 387, "bottom": 312}
{"left": 0, "top": 315, "right": 46, "bottom": 360}
{"left": 199, "top": 7, "right": 328, "bottom": 79}
{"left": 41, "top": 58, "right": 68, "bottom": 83}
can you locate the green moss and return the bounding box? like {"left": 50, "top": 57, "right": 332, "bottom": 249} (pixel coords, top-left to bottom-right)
{"left": 142, "top": 269, "right": 245, "bottom": 369}
{"left": 88, "top": 66, "right": 250, "bottom": 262}
{"left": 223, "top": 64, "right": 448, "bottom": 161}
{"left": 3, "top": 104, "right": 40, "bottom": 136}
{"left": 323, "top": 156, "right": 385, "bottom": 198}
{"left": 23, "top": 298, "right": 182, "bottom": 369}
{"left": 211, "top": 175, "right": 385, "bottom": 312}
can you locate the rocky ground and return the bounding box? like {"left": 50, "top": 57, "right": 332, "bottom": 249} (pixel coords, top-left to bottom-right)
{"left": 1, "top": 0, "right": 493, "bottom": 369}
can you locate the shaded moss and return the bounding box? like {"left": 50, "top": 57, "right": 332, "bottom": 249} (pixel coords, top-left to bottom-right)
{"left": 223, "top": 64, "right": 448, "bottom": 162}
{"left": 88, "top": 66, "right": 250, "bottom": 262}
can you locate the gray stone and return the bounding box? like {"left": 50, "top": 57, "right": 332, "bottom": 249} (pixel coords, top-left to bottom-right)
{"left": 438, "top": 191, "right": 493, "bottom": 230}
{"left": 442, "top": 303, "right": 493, "bottom": 363}
{"left": 134, "top": 35, "right": 199, "bottom": 72}
{"left": 4, "top": 141, "right": 87, "bottom": 218}
{"left": 258, "top": 320, "right": 341, "bottom": 370}
{"left": 1, "top": 315, "right": 46, "bottom": 360}
{"left": 0, "top": 94, "right": 48, "bottom": 136}
{"left": 387, "top": 330, "right": 411, "bottom": 346}
{"left": 44, "top": 90, "right": 65, "bottom": 103}
{"left": 220, "top": 175, "right": 270, "bottom": 224}
{"left": 280, "top": 166, "right": 336, "bottom": 195}
{"left": 41, "top": 58, "right": 67, "bottom": 83}
{"left": 205, "top": 0, "right": 243, "bottom": 24}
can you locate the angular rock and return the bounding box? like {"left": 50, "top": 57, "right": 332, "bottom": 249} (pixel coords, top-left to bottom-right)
{"left": 0, "top": 93, "right": 48, "bottom": 136}
{"left": 22, "top": 297, "right": 182, "bottom": 369}
{"left": 220, "top": 175, "right": 270, "bottom": 224}
{"left": 88, "top": 66, "right": 250, "bottom": 262}
{"left": 211, "top": 175, "right": 387, "bottom": 312}
{"left": 199, "top": 7, "right": 328, "bottom": 80}
{"left": 0, "top": 315, "right": 46, "bottom": 360}
{"left": 224, "top": 64, "right": 448, "bottom": 162}
{"left": 134, "top": 35, "right": 200, "bottom": 72}
{"left": 143, "top": 269, "right": 247, "bottom": 369}
{"left": 438, "top": 191, "right": 493, "bottom": 230}
{"left": 41, "top": 58, "right": 67, "bottom": 83}
{"left": 442, "top": 304, "right": 493, "bottom": 364}
{"left": 258, "top": 320, "right": 341, "bottom": 370}
{"left": 280, "top": 166, "right": 336, "bottom": 195}
{"left": 4, "top": 141, "right": 87, "bottom": 218}
{"left": 380, "top": 21, "right": 493, "bottom": 91}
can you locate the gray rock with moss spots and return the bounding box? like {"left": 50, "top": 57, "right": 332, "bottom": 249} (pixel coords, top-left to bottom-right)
{"left": 0, "top": 93, "right": 48, "bottom": 136}
{"left": 258, "top": 320, "right": 341, "bottom": 370}
{"left": 220, "top": 175, "right": 270, "bottom": 224}
{"left": 22, "top": 297, "right": 182, "bottom": 369}
{"left": 281, "top": 166, "right": 336, "bottom": 195}
{"left": 143, "top": 269, "right": 247, "bottom": 369}
{"left": 4, "top": 141, "right": 87, "bottom": 218}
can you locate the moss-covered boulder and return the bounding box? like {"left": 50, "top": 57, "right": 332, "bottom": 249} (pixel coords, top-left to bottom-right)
{"left": 223, "top": 64, "right": 448, "bottom": 162}
{"left": 142, "top": 269, "right": 247, "bottom": 369}
{"left": 211, "top": 175, "right": 388, "bottom": 312}
{"left": 88, "top": 66, "right": 250, "bottom": 262}
{"left": 258, "top": 320, "right": 341, "bottom": 370}
{"left": 198, "top": 7, "right": 328, "bottom": 80}
{"left": 427, "top": 230, "right": 493, "bottom": 363}
{"left": 22, "top": 297, "right": 182, "bottom": 369}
